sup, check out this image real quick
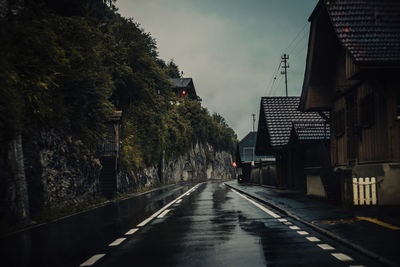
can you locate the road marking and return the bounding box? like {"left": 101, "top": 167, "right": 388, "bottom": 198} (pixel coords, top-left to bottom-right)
{"left": 230, "top": 189, "right": 280, "bottom": 218}
{"left": 289, "top": 226, "right": 300, "bottom": 230}
{"left": 157, "top": 209, "right": 171, "bottom": 218}
{"left": 137, "top": 184, "right": 200, "bottom": 227}
{"left": 331, "top": 253, "right": 353, "bottom": 261}
{"left": 176, "top": 199, "right": 182, "bottom": 204}
{"left": 317, "top": 244, "right": 335, "bottom": 250}
{"left": 278, "top": 218, "right": 287, "bottom": 222}
{"left": 284, "top": 222, "right": 292, "bottom": 225}
{"left": 296, "top": 231, "right": 309, "bottom": 235}
{"left": 109, "top": 238, "right": 126, "bottom": 246}
{"left": 356, "top": 216, "right": 400, "bottom": 230}
{"left": 306, "top": 236, "right": 320, "bottom": 242}
{"left": 125, "top": 228, "right": 139, "bottom": 235}
{"left": 349, "top": 265, "right": 365, "bottom": 267}
{"left": 80, "top": 254, "right": 106, "bottom": 266}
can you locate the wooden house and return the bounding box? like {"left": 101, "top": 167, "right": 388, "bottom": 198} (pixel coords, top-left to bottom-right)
{"left": 169, "top": 78, "right": 201, "bottom": 101}
{"left": 255, "top": 97, "right": 328, "bottom": 191}
{"left": 300, "top": 0, "right": 400, "bottom": 205}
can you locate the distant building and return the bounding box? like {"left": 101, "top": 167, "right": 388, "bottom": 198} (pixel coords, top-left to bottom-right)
{"left": 169, "top": 78, "right": 201, "bottom": 101}
{"left": 300, "top": 0, "right": 400, "bottom": 205}
{"left": 239, "top": 131, "right": 272, "bottom": 162}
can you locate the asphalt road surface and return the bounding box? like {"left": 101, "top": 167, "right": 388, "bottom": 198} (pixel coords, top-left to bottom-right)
{"left": 2, "top": 181, "right": 381, "bottom": 266}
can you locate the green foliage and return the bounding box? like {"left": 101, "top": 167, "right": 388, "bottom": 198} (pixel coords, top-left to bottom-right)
{"left": 1, "top": 0, "right": 237, "bottom": 173}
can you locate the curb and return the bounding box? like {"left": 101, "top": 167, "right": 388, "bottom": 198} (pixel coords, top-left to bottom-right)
{"left": 224, "top": 182, "right": 398, "bottom": 267}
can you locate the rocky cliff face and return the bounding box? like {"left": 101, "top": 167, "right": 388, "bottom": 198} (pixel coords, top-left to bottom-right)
{"left": 1, "top": 130, "right": 234, "bottom": 227}
{"left": 117, "top": 142, "right": 234, "bottom": 192}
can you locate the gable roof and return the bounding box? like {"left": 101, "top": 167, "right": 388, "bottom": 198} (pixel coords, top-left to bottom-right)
{"left": 310, "top": 0, "right": 400, "bottom": 65}
{"left": 256, "top": 97, "right": 327, "bottom": 154}
{"left": 169, "top": 78, "right": 193, "bottom": 88}
{"left": 290, "top": 121, "right": 330, "bottom": 144}
{"left": 239, "top": 131, "right": 257, "bottom": 146}
{"left": 325, "top": 0, "right": 400, "bottom": 65}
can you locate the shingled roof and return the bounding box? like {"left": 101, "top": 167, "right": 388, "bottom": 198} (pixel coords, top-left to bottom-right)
{"left": 316, "top": 0, "right": 400, "bottom": 64}
{"left": 169, "top": 78, "right": 193, "bottom": 88}
{"left": 256, "top": 97, "right": 328, "bottom": 154}
{"left": 290, "top": 121, "right": 330, "bottom": 143}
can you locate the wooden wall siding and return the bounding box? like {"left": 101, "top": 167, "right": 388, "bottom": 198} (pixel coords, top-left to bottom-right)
{"left": 345, "top": 51, "right": 360, "bottom": 79}
{"left": 386, "top": 82, "right": 400, "bottom": 161}
{"left": 332, "top": 98, "right": 347, "bottom": 166}
{"left": 306, "top": 86, "right": 332, "bottom": 110}
{"left": 358, "top": 82, "right": 389, "bottom": 163}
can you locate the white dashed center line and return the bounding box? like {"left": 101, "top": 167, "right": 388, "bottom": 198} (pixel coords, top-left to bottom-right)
{"left": 317, "top": 244, "right": 335, "bottom": 250}
{"left": 137, "top": 184, "right": 200, "bottom": 227}
{"left": 80, "top": 254, "right": 106, "bottom": 266}
{"left": 109, "top": 238, "right": 126, "bottom": 247}
{"left": 125, "top": 228, "right": 139, "bottom": 235}
{"left": 296, "top": 231, "right": 309, "bottom": 235}
{"left": 176, "top": 199, "right": 182, "bottom": 204}
{"left": 284, "top": 222, "right": 292, "bottom": 225}
{"left": 331, "top": 253, "right": 353, "bottom": 261}
{"left": 278, "top": 218, "right": 287, "bottom": 222}
{"left": 306, "top": 236, "right": 321, "bottom": 242}
{"left": 289, "top": 226, "right": 300, "bottom": 230}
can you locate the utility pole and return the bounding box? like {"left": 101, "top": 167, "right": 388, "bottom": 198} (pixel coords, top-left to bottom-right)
{"left": 281, "top": 54, "right": 289, "bottom": 97}
{"left": 252, "top": 113, "right": 256, "bottom": 132}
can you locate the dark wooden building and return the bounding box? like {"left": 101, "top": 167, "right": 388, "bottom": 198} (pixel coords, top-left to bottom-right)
{"left": 169, "top": 78, "right": 200, "bottom": 101}
{"left": 288, "top": 121, "right": 331, "bottom": 198}
{"left": 255, "top": 97, "right": 328, "bottom": 191}
{"left": 300, "top": 0, "right": 400, "bottom": 205}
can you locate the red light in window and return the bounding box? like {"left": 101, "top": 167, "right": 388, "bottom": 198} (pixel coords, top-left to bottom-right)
{"left": 232, "top": 162, "right": 237, "bottom": 167}
{"left": 182, "top": 90, "right": 186, "bottom": 96}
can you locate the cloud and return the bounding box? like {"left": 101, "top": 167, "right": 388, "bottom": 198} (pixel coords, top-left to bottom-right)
{"left": 116, "top": 0, "right": 317, "bottom": 139}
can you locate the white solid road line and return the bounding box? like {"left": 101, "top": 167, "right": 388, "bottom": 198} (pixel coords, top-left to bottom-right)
{"left": 289, "top": 226, "right": 300, "bottom": 230}
{"left": 306, "top": 236, "right": 321, "bottom": 242}
{"left": 137, "top": 184, "right": 200, "bottom": 227}
{"left": 331, "top": 253, "right": 353, "bottom": 261}
{"left": 80, "top": 254, "right": 106, "bottom": 266}
{"left": 157, "top": 209, "right": 171, "bottom": 218}
{"left": 125, "top": 228, "right": 139, "bottom": 235}
{"left": 231, "top": 189, "right": 280, "bottom": 218}
{"left": 296, "top": 231, "right": 309, "bottom": 235}
{"left": 176, "top": 199, "right": 182, "bottom": 204}
{"left": 317, "top": 244, "right": 335, "bottom": 250}
{"left": 109, "top": 238, "right": 126, "bottom": 247}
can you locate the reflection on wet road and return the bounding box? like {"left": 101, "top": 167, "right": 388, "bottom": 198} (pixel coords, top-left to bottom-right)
{"left": 94, "top": 181, "right": 377, "bottom": 266}
{"left": 3, "top": 181, "right": 379, "bottom": 266}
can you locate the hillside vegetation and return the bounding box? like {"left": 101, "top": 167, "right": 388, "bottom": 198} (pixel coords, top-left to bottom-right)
{"left": 0, "top": 0, "right": 237, "bottom": 172}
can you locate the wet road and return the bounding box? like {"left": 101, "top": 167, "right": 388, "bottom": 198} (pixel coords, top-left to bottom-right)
{"left": 2, "top": 181, "right": 380, "bottom": 266}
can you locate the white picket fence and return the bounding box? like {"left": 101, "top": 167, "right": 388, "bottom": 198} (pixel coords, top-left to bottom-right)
{"left": 352, "top": 177, "right": 377, "bottom": 205}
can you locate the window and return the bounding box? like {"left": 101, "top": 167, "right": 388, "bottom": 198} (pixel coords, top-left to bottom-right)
{"left": 359, "top": 93, "right": 375, "bottom": 128}
{"left": 243, "top": 147, "right": 255, "bottom": 161}
{"left": 333, "top": 108, "right": 345, "bottom": 137}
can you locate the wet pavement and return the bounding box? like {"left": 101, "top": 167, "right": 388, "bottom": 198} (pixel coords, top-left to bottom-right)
{"left": 1, "top": 180, "right": 387, "bottom": 266}
{"left": 227, "top": 180, "right": 400, "bottom": 266}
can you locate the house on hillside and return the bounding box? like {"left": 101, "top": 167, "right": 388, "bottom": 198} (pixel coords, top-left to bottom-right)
{"left": 255, "top": 96, "right": 329, "bottom": 192}
{"left": 300, "top": 0, "right": 400, "bottom": 205}
{"left": 169, "top": 78, "right": 201, "bottom": 101}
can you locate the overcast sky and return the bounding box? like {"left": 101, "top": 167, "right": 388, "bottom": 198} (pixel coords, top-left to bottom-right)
{"left": 116, "top": 0, "right": 319, "bottom": 140}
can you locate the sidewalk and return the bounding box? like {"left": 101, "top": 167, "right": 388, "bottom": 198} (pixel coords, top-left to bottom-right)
{"left": 225, "top": 180, "right": 400, "bottom": 267}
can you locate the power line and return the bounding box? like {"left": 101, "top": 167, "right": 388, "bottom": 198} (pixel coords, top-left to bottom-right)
{"left": 284, "top": 22, "right": 308, "bottom": 54}
{"left": 288, "top": 30, "right": 308, "bottom": 55}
